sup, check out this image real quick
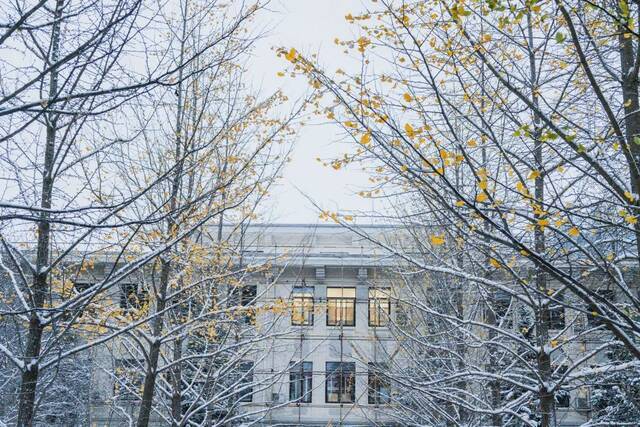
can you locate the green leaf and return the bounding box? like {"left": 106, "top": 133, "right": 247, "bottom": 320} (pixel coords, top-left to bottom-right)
{"left": 633, "top": 136, "right": 640, "bottom": 145}
{"left": 555, "top": 32, "right": 566, "bottom": 43}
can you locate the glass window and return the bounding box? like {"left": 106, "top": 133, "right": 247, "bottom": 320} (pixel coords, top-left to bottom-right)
{"left": 554, "top": 366, "right": 569, "bottom": 408}
{"left": 587, "top": 289, "right": 615, "bottom": 326}
{"left": 120, "top": 283, "right": 144, "bottom": 310}
{"left": 289, "top": 361, "right": 313, "bottom": 403}
{"left": 235, "top": 361, "right": 254, "bottom": 402}
{"left": 73, "top": 282, "right": 92, "bottom": 294}
{"left": 368, "top": 288, "right": 391, "bottom": 327}
{"left": 548, "top": 292, "right": 565, "bottom": 330}
{"left": 325, "top": 362, "right": 355, "bottom": 403}
{"left": 240, "top": 285, "right": 257, "bottom": 325}
{"left": 327, "top": 288, "right": 356, "bottom": 326}
{"left": 368, "top": 363, "right": 391, "bottom": 404}
{"left": 292, "top": 287, "right": 314, "bottom": 326}
{"left": 113, "top": 359, "right": 143, "bottom": 401}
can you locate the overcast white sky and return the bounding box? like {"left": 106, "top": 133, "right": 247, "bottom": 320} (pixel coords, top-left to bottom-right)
{"left": 249, "top": 0, "right": 377, "bottom": 224}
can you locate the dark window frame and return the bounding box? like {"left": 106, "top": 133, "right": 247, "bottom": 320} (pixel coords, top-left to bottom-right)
{"left": 367, "top": 362, "right": 391, "bottom": 404}
{"left": 236, "top": 361, "right": 254, "bottom": 403}
{"left": 325, "top": 362, "right": 356, "bottom": 403}
{"left": 119, "top": 283, "right": 145, "bottom": 311}
{"left": 114, "top": 358, "right": 144, "bottom": 401}
{"left": 326, "top": 287, "right": 356, "bottom": 327}
{"left": 289, "top": 361, "right": 313, "bottom": 403}
{"left": 239, "top": 285, "right": 257, "bottom": 325}
{"left": 548, "top": 292, "right": 566, "bottom": 330}
{"left": 587, "top": 289, "right": 615, "bottom": 326}
{"left": 368, "top": 288, "right": 391, "bottom": 327}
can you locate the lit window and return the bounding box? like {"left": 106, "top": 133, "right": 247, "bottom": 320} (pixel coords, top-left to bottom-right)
{"left": 325, "top": 362, "right": 355, "bottom": 403}
{"left": 289, "top": 361, "right": 313, "bottom": 403}
{"left": 291, "top": 287, "right": 314, "bottom": 326}
{"left": 327, "top": 288, "right": 356, "bottom": 326}
{"left": 368, "top": 288, "right": 391, "bottom": 327}
{"left": 368, "top": 363, "right": 391, "bottom": 404}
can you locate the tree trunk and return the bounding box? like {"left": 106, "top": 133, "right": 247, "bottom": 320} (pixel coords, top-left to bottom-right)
{"left": 16, "top": 1, "right": 63, "bottom": 424}
{"left": 136, "top": 260, "right": 170, "bottom": 427}
{"left": 171, "top": 337, "right": 183, "bottom": 426}
{"left": 528, "top": 13, "right": 555, "bottom": 427}
{"left": 618, "top": 16, "right": 640, "bottom": 285}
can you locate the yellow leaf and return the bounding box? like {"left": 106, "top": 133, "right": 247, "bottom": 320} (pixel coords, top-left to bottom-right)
{"left": 481, "top": 33, "right": 492, "bottom": 43}
{"left": 360, "top": 133, "right": 371, "bottom": 145}
{"left": 476, "top": 192, "right": 488, "bottom": 202}
{"left": 467, "top": 139, "right": 477, "bottom": 147}
{"left": 276, "top": 71, "right": 285, "bottom": 77}
{"left": 625, "top": 214, "right": 638, "bottom": 224}
{"left": 403, "top": 92, "right": 412, "bottom": 102}
{"left": 528, "top": 170, "right": 541, "bottom": 180}
{"left": 568, "top": 227, "right": 580, "bottom": 237}
{"left": 343, "top": 215, "right": 353, "bottom": 221}
{"left": 489, "top": 258, "right": 501, "bottom": 268}
{"left": 478, "top": 180, "right": 488, "bottom": 190}
{"left": 550, "top": 339, "right": 558, "bottom": 348}
{"left": 537, "top": 218, "right": 549, "bottom": 230}
{"left": 357, "top": 36, "right": 370, "bottom": 53}
{"left": 405, "top": 123, "right": 416, "bottom": 138}
{"left": 516, "top": 181, "right": 528, "bottom": 195}
{"left": 284, "top": 48, "right": 298, "bottom": 62}
{"left": 430, "top": 234, "right": 445, "bottom": 246}
{"left": 624, "top": 191, "right": 635, "bottom": 202}
{"left": 455, "top": 200, "right": 465, "bottom": 207}
{"left": 344, "top": 121, "right": 357, "bottom": 128}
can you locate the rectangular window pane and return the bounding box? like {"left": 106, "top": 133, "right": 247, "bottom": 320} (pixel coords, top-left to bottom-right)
{"left": 326, "top": 362, "right": 355, "bottom": 403}
{"left": 548, "top": 292, "right": 565, "bottom": 330}
{"left": 240, "top": 285, "right": 257, "bottom": 325}
{"left": 289, "top": 361, "right": 313, "bottom": 403}
{"left": 368, "top": 363, "right": 391, "bottom": 404}
{"left": 369, "top": 288, "right": 390, "bottom": 327}
{"left": 236, "top": 361, "right": 254, "bottom": 402}
{"left": 327, "top": 288, "right": 356, "bottom": 326}
{"left": 292, "top": 288, "right": 314, "bottom": 326}
{"left": 120, "top": 283, "right": 144, "bottom": 310}
{"left": 587, "top": 290, "right": 615, "bottom": 326}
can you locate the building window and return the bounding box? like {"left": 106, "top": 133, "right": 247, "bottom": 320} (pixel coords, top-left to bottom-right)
{"left": 235, "top": 361, "right": 254, "bottom": 402}
{"left": 587, "top": 289, "right": 615, "bottom": 326}
{"left": 73, "top": 282, "right": 92, "bottom": 294}
{"left": 326, "top": 362, "right": 355, "bottom": 403}
{"left": 120, "top": 283, "right": 145, "bottom": 310}
{"left": 556, "top": 390, "right": 570, "bottom": 408}
{"left": 548, "top": 292, "right": 565, "bottom": 330}
{"left": 368, "top": 363, "right": 391, "bottom": 404}
{"left": 240, "top": 285, "right": 257, "bottom": 325}
{"left": 327, "top": 287, "right": 356, "bottom": 326}
{"left": 369, "top": 288, "right": 391, "bottom": 327}
{"left": 291, "top": 287, "right": 314, "bottom": 326}
{"left": 493, "top": 290, "right": 512, "bottom": 328}
{"left": 289, "top": 361, "right": 313, "bottom": 403}
{"left": 114, "top": 359, "right": 143, "bottom": 401}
